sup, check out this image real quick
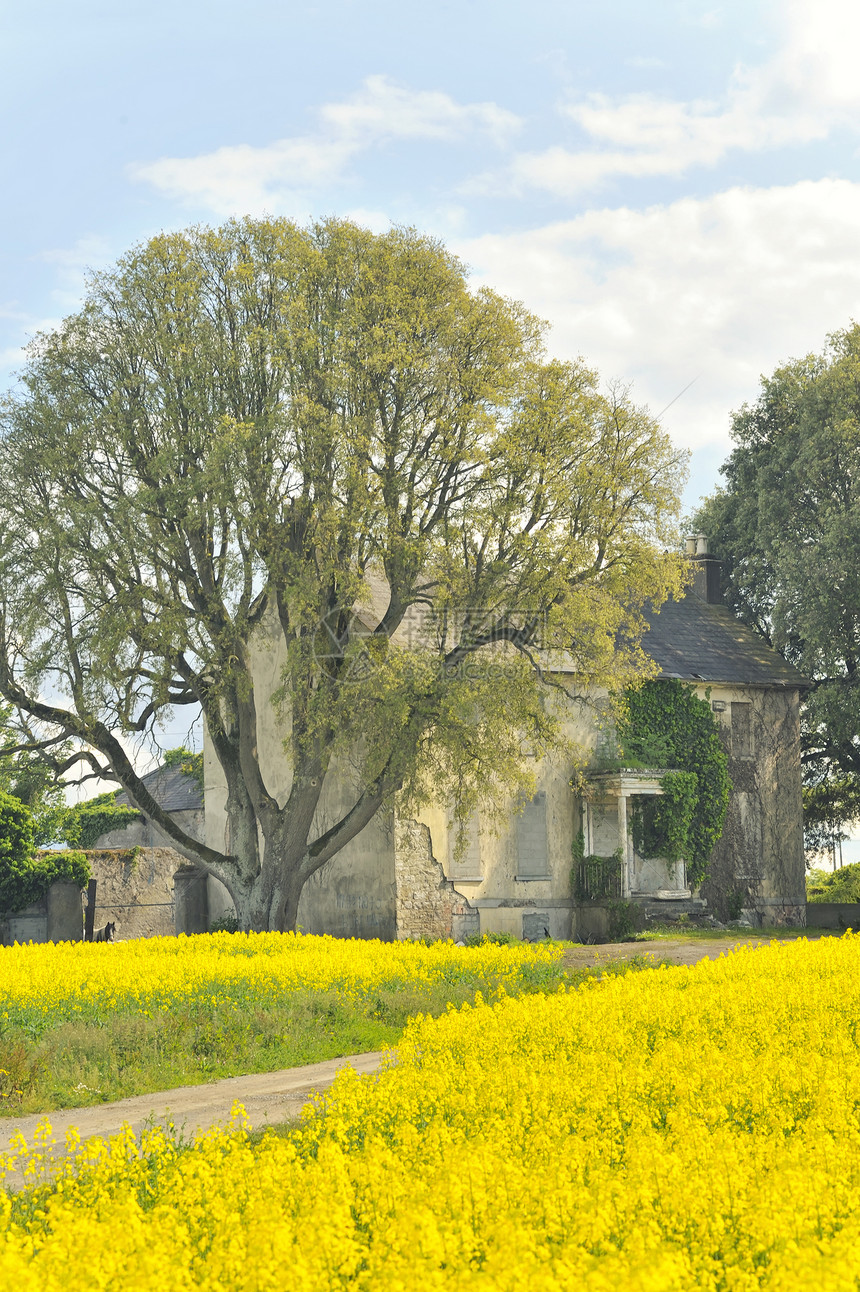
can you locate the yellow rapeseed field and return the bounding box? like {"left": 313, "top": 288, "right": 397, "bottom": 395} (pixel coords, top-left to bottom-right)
{"left": 4, "top": 934, "right": 860, "bottom": 1288}
{"left": 0, "top": 930, "right": 564, "bottom": 1034}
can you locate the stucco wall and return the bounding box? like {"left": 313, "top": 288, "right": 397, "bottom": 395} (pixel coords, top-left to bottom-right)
{"left": 92, "top": 807, "right": 204, "bottom": 850}
{"left": 409, "top": 702, "right": 597, "bottom": 942}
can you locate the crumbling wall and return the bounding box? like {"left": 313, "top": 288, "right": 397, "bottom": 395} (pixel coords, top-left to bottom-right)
{"left": 394, "top": 817, "right": 467, "bottom": 941}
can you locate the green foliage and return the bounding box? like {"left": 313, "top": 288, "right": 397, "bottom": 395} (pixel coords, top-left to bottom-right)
{"left": 463, "top": 931, "right": 516, "bottom": 947}
{"left": 806, "top": 862, "right": 860, "bottom": 903}
{"left": 209, "top": 912, "right": 240, "bottom": 934}
{"left": 573, "top": 849, "right": 623, "bottom": 902}
{"left": 694, "top": 323, "right": 860, "bottom": 845}
{"left": 606, "top": 899, "right": 645, "bottom": 940}
{"left": 724, "top": 887, "right": 746, "bottom": 922}
{"left": 803, "top": 779, "right": 860, "bottom": 857}
{"left": 163, "top": 747, "right": 204, "bottom": 791}
{"left": 0, "top": 845, "right": 89, "bottom": 915}
{"left": 631, "top": 770, "right": 699, "bottom": 864}
{"left": 0, "top": 702, "right": 70, "bottom": 847}
{"left": 62, "top": 804, "right": 142, "bottom": 850}
{"left": 0, "top": 789, "right": 35, "bottom": 876}
{"left": 618, "top": 680, "right": 730, "bottom": 886}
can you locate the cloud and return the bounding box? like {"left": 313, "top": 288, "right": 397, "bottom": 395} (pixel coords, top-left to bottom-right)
{"left": 477, "top": 0, "right": 860, "bottom": 197}
{"left": 130, "top": 76, "right": 521, "bottom": 215}
{"left": 456, "top": 178, "right": 860, "bottom": 475}
{"left": 317, "top": 76, "right": 519, "bottom": 147}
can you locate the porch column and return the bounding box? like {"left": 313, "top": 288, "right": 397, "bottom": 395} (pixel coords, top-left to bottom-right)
{"left": 617, "top": 793, "right": 630, "bottom": 898}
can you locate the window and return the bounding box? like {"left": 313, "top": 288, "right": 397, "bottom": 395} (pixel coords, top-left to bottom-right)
{"left": 522, "top": 911, "right": 550, "bottom": 940}
{"left": 731, "top": 702, "right": 753, "bottom": 760}
{"left": 517, "top": 791, "right": 549, "bottom": 878}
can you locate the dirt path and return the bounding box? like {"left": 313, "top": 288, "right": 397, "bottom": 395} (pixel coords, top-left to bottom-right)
{"left": 561, "top": 931, "right": 830, "bottom": 972}
{"left": 0, "top": 1050, "right": 386, "bottom": 1178}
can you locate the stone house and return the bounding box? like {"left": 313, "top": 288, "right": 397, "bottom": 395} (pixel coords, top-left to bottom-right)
{"left": 202, "top": 540, "right": 808, "bottom": 939}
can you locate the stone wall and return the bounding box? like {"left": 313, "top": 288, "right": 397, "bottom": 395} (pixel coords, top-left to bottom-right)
{"left": 700, "top": 686, "right": 806, "bottom": 926}
{"left": 92, "top": 807, "right": 204, "bottom": 850}
{"left": 805, "top": 903, "right": 860, "bottom": 930}
{"left": 86, "top": 847, "right": 185, "bottom": 939}
{"left": 394, "top": 818, "right": 467, "bottom": 941}
{"left": 0, "top": 882, "right": 84, "bottom": 946}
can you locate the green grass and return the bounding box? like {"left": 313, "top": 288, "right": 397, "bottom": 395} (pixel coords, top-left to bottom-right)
{"left": 642, "top": 922, "right": 824, "bottom": 941}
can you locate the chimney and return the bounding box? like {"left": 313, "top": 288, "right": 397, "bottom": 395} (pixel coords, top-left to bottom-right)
{"left": 686, "top": 533, "right": 722, "bottom": 604}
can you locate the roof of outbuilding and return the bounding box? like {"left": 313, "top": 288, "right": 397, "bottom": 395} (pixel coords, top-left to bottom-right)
{"left": 642, "top": 593, "right": 809, "bottom": 689}
{"left": 115, "top": 764, "right": 204, "bottom": 814}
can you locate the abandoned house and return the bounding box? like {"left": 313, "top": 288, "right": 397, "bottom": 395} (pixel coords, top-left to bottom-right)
{"left": 201, "top": 538, "right": 809, "bottom": 940}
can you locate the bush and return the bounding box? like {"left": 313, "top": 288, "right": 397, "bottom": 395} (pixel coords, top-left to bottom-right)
{"left": 606, "top": 899, "right": 646, "bottom": 940}
{"left": 0, "top": 841, "right": 89, "bottom": 915}
{"left": 807, "top": 862, "right": 860, "bottom": 903}
{"left": 209, "top": 912, "right": 240, "bottom": 934}
{"left": 0, "top": 789, "right": 34, "bottom": 871}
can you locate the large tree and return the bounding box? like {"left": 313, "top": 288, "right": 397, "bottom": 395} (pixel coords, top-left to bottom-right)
{"left": 0, "top": 217, "right": 686, "bottom": 930}
{"left": 695, "top": 322, "right": 860, "bottom": 852}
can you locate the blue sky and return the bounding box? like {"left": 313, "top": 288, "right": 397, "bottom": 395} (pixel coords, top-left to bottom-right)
{"left": 5, "top": 0, "right": 860, "bottom": 509}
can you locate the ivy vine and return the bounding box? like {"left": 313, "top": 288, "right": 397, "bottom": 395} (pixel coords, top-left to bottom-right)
{"left": 616, "top": 680, "right": 730, "bottom": 887}
{"left": 0, "top": 850, "right": 90, "bottom": 916}
{"left": 63, "top": 803, "right": 142, "bottom": 850}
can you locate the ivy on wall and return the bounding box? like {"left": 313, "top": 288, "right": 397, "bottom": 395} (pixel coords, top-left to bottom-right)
{"left": 0, "top": 848, "right": 90, "bottom": 916}
{"left": 63, "top": 803, "right": 142, "bottom": 850}
{"left": 0, "top": 789, "right": 91, "bottom": 914}
{"left": 617, "top": 680, "right": 730, "bottom": 888}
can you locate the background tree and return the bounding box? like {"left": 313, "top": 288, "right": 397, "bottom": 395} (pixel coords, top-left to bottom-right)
{"left": 0, "top": 703, "right": 69, "bottom": 846}
{"left": 0, "top": 217, "right": 687, "bottom": 931}
{"left": 695, "top": 323, "right": 860, "bottom": 856}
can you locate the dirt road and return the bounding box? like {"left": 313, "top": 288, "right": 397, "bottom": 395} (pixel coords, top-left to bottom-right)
{"left": 561, "top": 932, "right": 826, "bottom": 971}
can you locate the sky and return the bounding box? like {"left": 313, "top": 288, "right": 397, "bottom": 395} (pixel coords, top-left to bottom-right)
{"left": 3, "top": 0, "right": 860, "bottom": 777}
{"left": 6, "top": 0, "right": 860, "bottom": 508}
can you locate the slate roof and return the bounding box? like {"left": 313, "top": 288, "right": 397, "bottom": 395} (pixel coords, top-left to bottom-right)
{"left": 642, "top": 593, "right": 809, "bottom": 689}
{"left": 115, "top": 764, "right": 204, "bottom": 814}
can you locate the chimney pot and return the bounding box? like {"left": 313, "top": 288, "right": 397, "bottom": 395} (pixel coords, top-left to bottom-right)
{"left": 696, "top": 534, "right": 709, "bottom": 556}
{"left": 685, "top": 536, "right": 697, "bottom": 555}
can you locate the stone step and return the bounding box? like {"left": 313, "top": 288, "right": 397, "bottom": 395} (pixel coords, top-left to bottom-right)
{"left": 634, "top": 896, "right": 709, "bottom": 922}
